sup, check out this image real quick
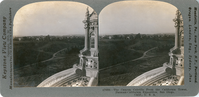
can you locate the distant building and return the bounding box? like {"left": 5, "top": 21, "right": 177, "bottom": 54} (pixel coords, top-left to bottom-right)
{"left": 126, "top": 36, "right": 130, "bottom": 39}
{"left": 18, "top": 37, "right": 21, "bottom": 41}
{"left": 36, "top": 38, "right": 40, "bottom": 41}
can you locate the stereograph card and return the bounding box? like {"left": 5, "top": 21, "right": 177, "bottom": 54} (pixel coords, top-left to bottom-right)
{"left": 0, "top": 0, "right": 199, "bottom": 97}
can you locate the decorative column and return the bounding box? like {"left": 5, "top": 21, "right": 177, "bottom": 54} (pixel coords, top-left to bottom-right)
{"left": 83, "top": 7, "right": 90, "bottom": 51}
{"left": 94, "top": 21, "right": 98, "bottom": 51}
{"left": 173, "top": 10, "right": 183, "bottom": 50}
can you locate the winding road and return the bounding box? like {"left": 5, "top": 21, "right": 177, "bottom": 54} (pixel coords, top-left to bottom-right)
{"left": 41, "top": 48, "right": 67, "bottom": 62}
{"left": 99, "top": 47, "right": 157, "bottom": 71}
{"left": 15, "top": 48, "right": 68, "bottom": 71}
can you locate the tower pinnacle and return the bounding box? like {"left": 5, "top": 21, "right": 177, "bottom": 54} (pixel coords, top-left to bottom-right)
{"left": 85, "top": 7, "right": 89, "bottom": 19}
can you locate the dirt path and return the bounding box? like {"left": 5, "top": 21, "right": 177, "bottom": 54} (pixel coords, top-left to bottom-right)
{"left": 41, "top": 48, "right": 67, "bottom": 62}
{"left": 15, "top": 48, "right": 68, "bottom": 71}
{"left": 99, "top": 47, "right": 157, "bottom": 71}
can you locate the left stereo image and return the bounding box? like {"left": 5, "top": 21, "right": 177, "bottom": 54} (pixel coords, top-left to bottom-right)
{"left": 13, "top": 1, "right": 99, "bottom": 87}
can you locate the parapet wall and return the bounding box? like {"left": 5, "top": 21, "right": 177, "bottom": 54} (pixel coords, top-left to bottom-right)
{"left": 127, "top": 67, "right": 169, "bottom": 86}
{"left": 37, "top": 68, "right": 77, "bottom": 87}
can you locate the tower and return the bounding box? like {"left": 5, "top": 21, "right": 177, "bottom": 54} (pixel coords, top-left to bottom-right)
{"left": 168, "top": 10, "right": 184, "bottom": 76}
{"left": 76, "top": 8, "right": 99, "bottom": 82}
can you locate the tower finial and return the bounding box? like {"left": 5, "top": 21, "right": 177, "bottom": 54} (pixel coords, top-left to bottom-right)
{"left": 87, "top": 7, "right": 89, "bottom": 12}
{"left": 85, "top": 7, "right": 89, "bottom": 18}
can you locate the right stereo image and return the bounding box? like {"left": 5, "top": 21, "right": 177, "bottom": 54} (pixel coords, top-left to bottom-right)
{"left": 98, "top": 1, "right": 184, "bottom": 86}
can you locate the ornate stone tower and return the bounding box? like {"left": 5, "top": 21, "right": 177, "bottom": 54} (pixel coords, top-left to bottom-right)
{"left": 168, "top": 10, "right": 184, "bottom": 76}
{"left": 77, "top": 8, "right": 99, "bottom": 80}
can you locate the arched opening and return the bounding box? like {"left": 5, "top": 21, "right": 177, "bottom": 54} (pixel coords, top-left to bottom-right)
{"left": 98, "top": 1, "right": 184, "bottom": 86}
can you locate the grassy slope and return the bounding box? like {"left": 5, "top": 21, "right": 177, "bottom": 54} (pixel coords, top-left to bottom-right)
{"left": 99, "top": 51, "right": 170, "bottom": 86}
{"left": 14, "top": 40, "right": 83, "bottom": 87}
{"left": 99, "top": 39, "right": 143, "bottom": 69}
{"left": 99, "top": 38, "right": 173, "bottom": 86}
{"left": 14, "top": 41, "right": 83, "bottom": 69}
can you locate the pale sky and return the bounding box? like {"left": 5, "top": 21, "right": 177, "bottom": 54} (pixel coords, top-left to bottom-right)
{"left": 99, "top": 1, "right": 178, "bottom": 35}
{"left": 13, "top": 1, "right": 93, "bottom": 36}
{"left": 13, "top": 1, "right": 179, "bottom": 36}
